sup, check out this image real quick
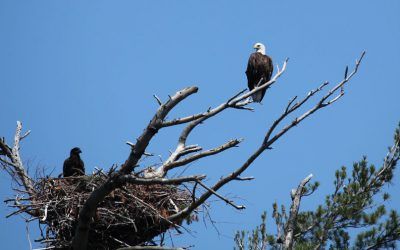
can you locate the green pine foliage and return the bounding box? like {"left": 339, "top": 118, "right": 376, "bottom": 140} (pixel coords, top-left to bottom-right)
{"left": 234, "top": 123, "right": 400, "bottom": 249}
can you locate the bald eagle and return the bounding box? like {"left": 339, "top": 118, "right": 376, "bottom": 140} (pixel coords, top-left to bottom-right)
{"left": 246, "top": 42, "right": 273, "bottom": 102}
{"left": 63, "top": 147, "right": 85, "bottom": 177}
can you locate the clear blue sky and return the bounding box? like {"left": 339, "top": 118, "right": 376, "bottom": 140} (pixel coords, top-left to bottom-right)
{"left": 0, "top": 1, "right": 399, "bottom": 249}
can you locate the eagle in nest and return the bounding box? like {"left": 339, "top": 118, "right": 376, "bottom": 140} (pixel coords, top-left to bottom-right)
{"left": 63, "top": 147, "right": 85, "bottom": 177}
{"left": 245, "top": 42, "right": 273, "bottom": 103}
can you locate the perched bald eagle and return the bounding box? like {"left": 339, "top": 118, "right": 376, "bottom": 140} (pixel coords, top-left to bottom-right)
{"left": 246, "top": 42, "right": 273, "bottom": 102}
{"left": 63, "top": 147, "right": 85, "bottom": 177}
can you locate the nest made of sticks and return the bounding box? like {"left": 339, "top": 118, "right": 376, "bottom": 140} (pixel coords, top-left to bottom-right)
{"left": 9, "top": 172, "right": 195, "bottom": 250}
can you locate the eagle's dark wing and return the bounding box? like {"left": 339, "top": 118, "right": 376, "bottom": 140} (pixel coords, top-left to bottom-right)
{"left": 245, "top": 53, "right": 260, "bottom": 91}
{"left": 63, "top": 158, "right": 73, "bottom": 177}
{"left": 63, "top": 156, "right": 85, "bottom": 177}
{"left": 246, "top": 53, "right": 273, "bottom": 102}
{"left": 267, "top": 55, "right": 273, "bottom": 80}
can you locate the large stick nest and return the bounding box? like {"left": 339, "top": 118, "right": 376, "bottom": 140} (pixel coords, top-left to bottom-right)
{"left": 7, "top": 172, "right": 195, "bottom": 250}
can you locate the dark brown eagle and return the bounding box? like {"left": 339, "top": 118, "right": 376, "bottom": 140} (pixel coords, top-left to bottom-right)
{"left": 245, "top": 42, "right": 273, "bottom": 102}
{"left": 63, "top": 147, "right": 85, "bottom": 177}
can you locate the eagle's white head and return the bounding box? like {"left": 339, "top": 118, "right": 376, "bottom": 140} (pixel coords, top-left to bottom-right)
{"left": 253, "top": 42, "right": 266, "bottom": 55}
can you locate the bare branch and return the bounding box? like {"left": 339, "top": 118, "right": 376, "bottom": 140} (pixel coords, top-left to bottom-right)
{"left": 126, "top": 141, "right": 154, "bottom": 156}
{"left": 168, "top": 145, "right": 266, "bottom": 222}
{"left": 178, "top": 145, "right": 202, "bottom": 157}
{"left": 284, "top": 174, "right": 313, "bottom": 250}
{"left": 154, "top": 60, "right": 290, "bottom": 179}
{"left": 153, "top": 94, "right": 163, "bottom": 106}
{"left": 285, "top": 96, "right": 298, "bottom": 113}
{"left": 227, "top": 88, "right": 248, "bottom": 103}
{"left": 196, "top": 180, "right": 245, "bottom": 210}
{"left": 162, "top": 113, "right": 206, "bottom": 127}
{"left": 168, "top": 52, "right": 365, "bottom": 225}
{"left": 20, "top": 130, "right": 31, "bottom": 140}
{"left": 0, "top": 157, "right": 19, "bottom": 169}
{"left": 162, "top": 86, "right": 262, "bottom": 128}
{"left": 264, "top": 51, "right": 365, "bottom": 148}
{"left": 235, "top": 176, "right": 255, "bottom": 181}
{"left": 153, "top": 139, "right": 242, "bottom": 177}
{"left": 121, "top": 174, "right": 206, "bottom": 185}
{"left": 0, "top": 121, "right": 34, "bottom": 194}
{"left": 264, "top": 81, "right": 329, "bottom": 145}
{"left": 121, "top": 86, "right": 199, "bottom": 173}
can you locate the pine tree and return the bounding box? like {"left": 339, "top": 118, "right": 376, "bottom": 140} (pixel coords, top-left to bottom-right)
{"left": 234, "top": 123, "right": 400, "bottom": 250}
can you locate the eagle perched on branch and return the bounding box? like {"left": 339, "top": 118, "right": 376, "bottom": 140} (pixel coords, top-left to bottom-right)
{"left": 246, "top": 42, "right": 273, "bottom": 103}
{"left": 63, "top": 147, "right": 85, "bottom": 177}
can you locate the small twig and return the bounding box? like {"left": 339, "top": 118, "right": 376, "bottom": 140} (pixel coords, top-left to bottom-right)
{"left": 32, "top": 247, "right": 56, "bottom": 250}
{"left": 178, "top": 145, "right": 202, "bottom": 157}
{"left": 153, "top": 94, "right": 163, "bottom": 106}
{"left": 161, "top": 139, "right": 242, "bottom": 174}
{"left": 227, "top": 88, "right": 248, "bottom": 103}
{"left": 109, "top": 235, "right": 132, "bottom": 247}
{"left": 162, "top": 113, "right": 206, "bottom": 127}
{"left": 121, "top": 174, "right": 206, "bottom": 185}
{"left": 285, "top": 96, "right": 298, "bottom": 113}
{"left": 41, "top": 203, "right": 49, "bottom": 222}
{"left": 20, "top": 130, "right": 31, "bottom": 140}
{"left": 235, "top": 176, "right": 255, "bottom": 181}
{"left": 196, "top": 180, "right": 245, "bottom": 210}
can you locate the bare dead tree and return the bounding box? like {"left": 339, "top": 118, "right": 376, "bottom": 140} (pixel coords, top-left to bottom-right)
{"left": 0, "top": 51, "right": 365, "bottom": 250}
{"left": 0, "top": 121, "right": 34, "bottom": 194}
{"left": 284, "top": 174, "right": 313, "bottom": 249}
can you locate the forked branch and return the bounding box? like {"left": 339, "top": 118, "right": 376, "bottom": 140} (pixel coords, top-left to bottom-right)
{"left": 0, "top": 121, "right": 34, "bottom": 194}
{"left": 121, "top": 86, "right": 199, "bottom": 173}
{"left": 167, "top": 51, "right": 365, "bottom": 225}
{"left": 153, "top": 59, "right": 289, "bottom": 178}
{"left": 284, "top": 174, "right": 313, "bottom": 250}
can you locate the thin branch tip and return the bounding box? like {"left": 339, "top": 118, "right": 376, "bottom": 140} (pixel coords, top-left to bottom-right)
{"left": 153, "top": 94, "right": 162, "bottom": 106}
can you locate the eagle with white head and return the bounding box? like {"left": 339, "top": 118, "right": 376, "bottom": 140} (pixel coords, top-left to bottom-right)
{"left": 245, "top": 42, "right": 273, "bottom": 103}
